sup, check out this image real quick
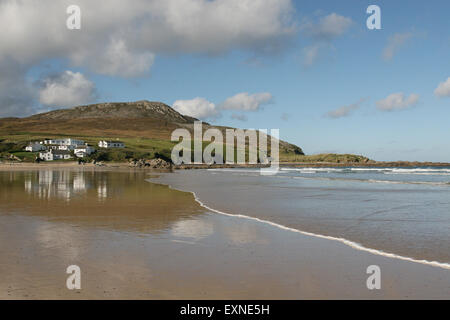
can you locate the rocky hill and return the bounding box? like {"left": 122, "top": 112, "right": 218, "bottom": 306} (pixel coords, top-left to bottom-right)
{"left": 29, "top": 100, "right": 198, "bottom": 123}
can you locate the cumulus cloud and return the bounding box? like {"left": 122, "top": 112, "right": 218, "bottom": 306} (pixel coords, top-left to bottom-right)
{"left": 325, "top": 98, "right": 366, "bottom": 119}
{"left": 303, "top": 13, "right": 352, "bottom": 41}
{"left": 0, "top": 0, "right": 296, "bottom": 116}
{"left": 71, "top": 38, "right": 155, "bottom": 78}
{"left": 38, "top": 71, "right": 97, "bottom": 108}
{"left": 173, "top": 97, "right": 219, "bottom": 119}
{"left": 220, "top": 92, "right": 272, "bottom": 111}
{"left": 0, "top": 0, "right": 296, "bottom": 63}
{"left": 173, "top": 92, "right": 273, "bottom": 119}
{"left": 382, "top": 32, "right": 413, "bottom": 61}
{"left": 376, "top": 92, "right": 419, "bottom": 111}
{"left": 434, "top": 77, "right": 450, "bottom": 97}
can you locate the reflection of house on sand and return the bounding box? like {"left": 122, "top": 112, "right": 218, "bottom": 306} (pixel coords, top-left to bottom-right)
{"left": 97, "top": 177, "right": 109, "bottom": 200}
{"left": 24, "top": 170, "right": 90, "bottom": 201}
{"left": 22, "top": 170, "right": 130, "bottom": 201}
{"left": 1, "top": 170, "right": 204, "bottom": 234}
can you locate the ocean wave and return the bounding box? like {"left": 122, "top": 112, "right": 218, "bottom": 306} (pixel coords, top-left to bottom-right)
{"left": 208, "top": 167, "right": 450, "bottom": 185}
{"left": 281, "top": 167, "right": 450, "bottom": 175}
{"left": 367, "top": 179, "right": 450, "bottom": 186}
{"left": 286, "top": 175, "right": 450, "bottom": 186}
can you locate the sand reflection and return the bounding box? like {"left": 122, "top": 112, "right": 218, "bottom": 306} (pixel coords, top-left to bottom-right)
{"left": 0, "top": 170, "right": 205, "bottom": 234}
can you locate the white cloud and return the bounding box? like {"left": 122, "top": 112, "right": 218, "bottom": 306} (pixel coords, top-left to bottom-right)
{"left": 173, "top": 91, "right": 273, "bottom": 119}
{"left": 300, "top": 13, "right": 352, "bottom": 66}
{"left": 434, "top": 77, "right": 450, "bottom": 97}
{"left": 302, "top": 44, "right": 322, "bottom": 67}
{"left": 325, "top": 98, "right": 366, "bottom": 119}
{"left": 302, "top": 13, "right": 352, "bottom": 41}
{"left": 173, "top": 97, "right": 218, "bottom": 119}
{"left": 376, "top": 92, "right": 419, "bottom": 111}
{"left": 71, "top": 38, "right": 155, "bottom": 78}
{"left": 0, "top": 0, "right": 296, "bottom": 64}
{"left": 231, "top": 113, "right": 248, "bottom": 121}
{"left": 0, "top": 0, "right": 297, "bottom": 116}
{"left": 382, "top": 32, "right": 413, "bottom": 61}
{"left": 220, "top": 92, "right": 272, "bottom": 111}
{"left": 38, "top": 71, "right": 97, "bottom": 108}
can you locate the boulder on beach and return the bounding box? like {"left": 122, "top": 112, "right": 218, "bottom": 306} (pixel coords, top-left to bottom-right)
{"left": 129, "top": 158, "right": 172, "bottom": 169}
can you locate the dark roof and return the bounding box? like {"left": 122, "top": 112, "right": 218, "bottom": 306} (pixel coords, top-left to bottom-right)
{"left": 104, "top": 141, "right": 124, "bottom": 144}
{"left": 51, "top": 150, "right": 71, "bottom": 155}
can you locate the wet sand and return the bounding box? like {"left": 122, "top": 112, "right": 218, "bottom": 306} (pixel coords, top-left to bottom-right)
{"left": 0, "top": 169, "right": 449, "bottom": 299}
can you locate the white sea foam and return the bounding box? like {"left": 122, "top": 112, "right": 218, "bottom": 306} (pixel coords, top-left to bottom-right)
{"left": 208, "top": 167, "right": 450, "bottom": 186}
{"left": 281, "top": 167, "right": 346, "bottom": 173}
{"left": 211, "top": 167, "right": 450, "bottom": 176}
{"left": 147, "top": 177, "right": 450, "bottom": 271}
{"left": 280, "top": 167, "right": 450, "bottom": 175}
{"left": 288, "top": 175, "right": 450, "bottom": 186}
{"left": 367, "top": 179, "right": 450, "bottom": 186}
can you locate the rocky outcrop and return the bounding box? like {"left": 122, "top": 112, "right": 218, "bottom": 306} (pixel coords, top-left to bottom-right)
{"left": 129, "top": 158, "right": 172, "bottom": 169}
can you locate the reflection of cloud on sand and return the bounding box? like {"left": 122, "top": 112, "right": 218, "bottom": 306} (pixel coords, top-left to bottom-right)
{"left": 170, "top": 214, "right": 270, "bottom": 245}
{"left": 223, "top": 223, "right": 269, "bottom": 245}
{"left": 35, "top": 222, "right": 86, "bottom": 260}
{"left": 171, "top": 219, "right": 214, "bottom": 240}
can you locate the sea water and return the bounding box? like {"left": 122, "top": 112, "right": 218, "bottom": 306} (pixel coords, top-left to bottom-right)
{"left": 155, "top": 167, "right": 450, "bottom": 266}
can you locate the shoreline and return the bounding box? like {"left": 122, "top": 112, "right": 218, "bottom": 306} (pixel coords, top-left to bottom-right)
{"left": 151, "top": 173, "right": 450, "bottom": 271}
{"left": 1, "top": 160, "right": 449, "bottom": 172}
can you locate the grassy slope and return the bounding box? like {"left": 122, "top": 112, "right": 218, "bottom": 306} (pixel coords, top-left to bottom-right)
{"left": 280, "top": 153, "right": 372, "bottom": 163}
{"left": 0, "top": 118, "right": 369, "bottom": 163}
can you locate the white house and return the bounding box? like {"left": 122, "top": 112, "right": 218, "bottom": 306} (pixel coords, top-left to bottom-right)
{"left": 98, "top": 140, "right": 125, "bottom": 149}
{"left": 39, "top": 150, "right": 73, "bottom": 161}
{"left": 74, "top": 145, "right": 96, "bottom": 158}
{"left": 25, "top": 142, "right": 46, "bottom": 152}
{"left": 46, "top": 145, "right": 71, "bottom": 151}
{"left": 43, "top": 138, "right": 85, "bottom": 148}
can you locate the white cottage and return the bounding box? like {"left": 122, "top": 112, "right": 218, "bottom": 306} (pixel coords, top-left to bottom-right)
{"left": 25, "top": 142, "right": 46, "bottom": 152}
{"left": 39, "top": 150, "right": 73, "bottom": 161}
{"left": 98, "top": 140, "right": 125, "bottom": 149}
{"left": 74, "top": 145, "right": 96, "bottom": 158}
{"left": 43, "top": 138, "right": 85, "bottom": 149}
{"left": 46, "top": 145, "right": 71, "bottom": 151}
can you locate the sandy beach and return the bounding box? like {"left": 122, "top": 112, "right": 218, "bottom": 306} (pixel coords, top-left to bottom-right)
{"left": 0, "top": 168, "right": 449, "bottom": 299}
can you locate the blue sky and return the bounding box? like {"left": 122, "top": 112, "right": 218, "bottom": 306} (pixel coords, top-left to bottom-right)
{"left": 2, "top": 0, "right": 450, "bottom": 161}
